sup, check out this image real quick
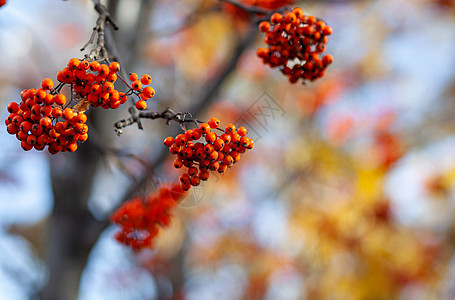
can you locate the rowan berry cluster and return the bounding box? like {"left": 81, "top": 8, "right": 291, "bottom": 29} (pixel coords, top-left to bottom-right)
{"left": 5, "top": 57, "right": 155, "bottom": 153}
{"left": 5, "top": 79, "right": 89, "bottom": 153}
{"left": 164, "top": 117, "right": 254, "bottom": 191}
{"left": 257, "top": 7, "right": 334, "bottom": 83}
{"left": 111, "top": 183, "right": 186, "bottom": 251}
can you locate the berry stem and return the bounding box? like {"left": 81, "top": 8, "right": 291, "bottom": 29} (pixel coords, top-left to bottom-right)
{"left": 114, "top": 107, "right": 201, "bottom": 136}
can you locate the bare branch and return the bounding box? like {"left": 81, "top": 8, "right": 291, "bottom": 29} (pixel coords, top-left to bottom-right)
{"left": 81, "top": 0, "right": 119, "bottom": 61}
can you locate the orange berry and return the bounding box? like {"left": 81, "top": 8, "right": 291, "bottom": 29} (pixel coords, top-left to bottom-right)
{"left": 106, "top": 72, "right": 117, "bottom": 83}
{"left": 208, "top": 117, "right": 220, "bottom": 129}
{"left": 66, "top": 142, "right": 78, "bottom": 152}
{"left": 56, "top": 71, "right": 65, "bottom": 82}
{"left": 271, "top": 13, "right": 283, "bottom": 24}
{"left": 26, "top": 134, "right": 37, "bottom": 145}
{"left": 213, "top": 138, "right": 225, "bottom": 151}
{"left": 209, "top": 161, "right": 220, "bottom": 171}
{"left": 40, "top": 117, "right": 52, "bottom": 127}
{"left": 182, "top": 147, "right": 193, "bottom": 158}
{"left": 132, "top": 80, "right": 142, "bottom": 91}
{"left": 180, "top": 173, "right": 190, "bottom": 184}
{"left": 17, "top": 130, "right": 28, "bottom": 141}
{"left": 208, "top": 150, "right": 219, "bottom": 161}
{"left": 95, "top": 75, "right": 106, "bottom": 84}
{"left": 31, "top": 104, "right": 41, "bottom": 116}
{"left": 140, "top": 74, "right": 152, "bottom": 85}
{"left": 175, "top": 134, "right": 186, "bottom": 146}
{"left": 135, "top": 100, "right": 147, "bottom": 110}
{"left": 190, "top": 176, "right": 200, "bottom": 186}
{"left": 54, "top": 94, "right": 66, "bottom": 106}
{"left": 35, "top": 88, "right": 47, "bottom": 101}
{"left": 68, "top": 58, "right": 80, "bottom": 69}
{"left": 247, "top": 138, "right": 254, "bottom": 149}
{"left": 40, "top": 105, "right": 52, "bottom": 117}
{"left": 239, "top": 136, "right": 250, "bottom": 147}
{"left": 306, "top": 15, "right": 316, "bottom": 25}
{"left": 78, "top": 60, "right": 89, "bottom": 70}
{"left": 7, "top": 124, "right": 18, "bottom": 135}
{"left": 292, "top": 7, "right": 304, "bottom": 19}
{"left": 98, "top": 64, "right": 110, "bottom": 76}
{"left": 174, "top": 158, "right": 183, "bottom": 168}
{"left": 89, "top": 61, "right": 101, "bottom": 72}
{"left": 322, "top": 25, "right": 333, "bottom": 35}
{"left": 322, "top": 54, "right": 333, "bottom": 66}
{"left": 190, "top": 129, "right": 202, "bottom": 140}
{"left": 218, "top": 164, "right": 228, "bottom": 174}
{"left": 188, "top": 167, "right": 198, "bottom": 177}
{"left": 181, "top": 182, "right": 191, "bottom": 191}
{"left": 259, "top": 21, "right": 270, "bottom": 32}
{"left": 220, "top": 133, "right": 231, "bottom": 143}
{"left": 199, "top": 123, "right": 211, "bottom": 134}
{"left": 205, "top": 132, "right": 217, "bottom": 143}
{"left": 75, "top": 113, "right": 87, "bottom": 123}
{"left": 230, "top": 131, "right": 241, "bottom": 143}
{"left": 196, "top": 148, "right": 206, "bottom": 159}
{"left": 141, "top": 86, "right": 155, "bottom": 98}
{"left": 103, "top": 82, "right": 114, "bottom": 93}
{"left": 119, "top": 93, "right": 127, "bottom": 104}
{"left": 63, "top": 108, "right": 75, "bottom": 120}
{"left": 41, "top": 78, "right": 54, "bottom": 90}
{"left": 109, "top": 62, "right": 120, "bottom": 73}
{"left": 164, "top": 136, "right": 175, "bottom": 147}
{"left": 21, "top": 140, "right": 33, "bottom": 151}
{"left": 199, "top": 169, "right": 210, "bottom": 181}
{"left": 78, "top": 133, "right": 88, "bottom": 142}
{"left": 204, "top": 143, "right": 214, "bottom": 154}
{"left": 236, "top": 126, "right": 247, "bottom": 136}
{"left": 20, "top": 121, "right": 32, "bottom": 132}
{"left": 285, "top": 12, "right": 297, "bottom": 24}
{"left": 225, "top": 123, "right": 236, "bottom": 133}
{"left": 129, "top": 73, "right": 138, "bottom": 81}
{"left": 7, "top": 102, "right": 19, "bottom": 114}
{"left": 52, "top": 107, "right": 63, "bottom": 118}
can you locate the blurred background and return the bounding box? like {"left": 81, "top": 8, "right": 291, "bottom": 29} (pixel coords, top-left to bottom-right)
{"left": 1, "top": 0, "right": 455, "bottom": 299}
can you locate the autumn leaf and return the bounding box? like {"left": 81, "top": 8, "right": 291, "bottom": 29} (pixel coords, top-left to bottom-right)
{"left": 73, "top": 98, "right": 91, "bottom": 113}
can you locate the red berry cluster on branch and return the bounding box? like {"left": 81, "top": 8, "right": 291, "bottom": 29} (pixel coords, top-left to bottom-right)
{"left": 5, "top": 79, "right": 89, "bottom": 153}
{"left": 5, "top": 57, "right": 156, "bottom": 153}
{"left": 257, "top": 7, "right": 334, "bottom": 83}
{"left": 111, "top": 184, "right": 186, "bottom": 251}
{"left": 164, "top": 117, "right": 254, "bottom": 191}
{"left": 127, "top": 72, "right": 155, "bottom": 111}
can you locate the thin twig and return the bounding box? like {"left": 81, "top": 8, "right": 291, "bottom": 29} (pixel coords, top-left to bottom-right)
{"left": 114, "top": 107, "right": 200, "bottom": 136}
{"left": 81, "top": 0, "right": 119, "bottom": 61}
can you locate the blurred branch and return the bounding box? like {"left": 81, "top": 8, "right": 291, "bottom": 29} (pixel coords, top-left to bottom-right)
{"left": 219, "top": 0, "right": 270, "bottom": 15}
{"left": 125, "top": 0, "right": 155, "bottom": 68}
{"left": 82, "top": 0, "right": 119, "bottom": 61}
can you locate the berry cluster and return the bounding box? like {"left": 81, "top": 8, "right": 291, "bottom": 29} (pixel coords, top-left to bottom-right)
{"left": 5, "top": 58, "right": 155, "bottom": 153}
{"left": 256, "top": 7, "right": 334, "bottom": 83}
{"left": 127, "top": 72, "right": 155, "bottom": 111}
{"left": 5, "top": 79, "right": 89, "bottom": 153}
{"left": 111, "top": 183, "right": 186, "bottom": 251}
{"left": 164, "top": 117, "right": 254, "bottom": 191}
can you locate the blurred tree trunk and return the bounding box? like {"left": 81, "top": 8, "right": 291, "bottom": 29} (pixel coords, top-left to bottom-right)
{"left": 40, "top": 109, "right": 109, "bottom": 300}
